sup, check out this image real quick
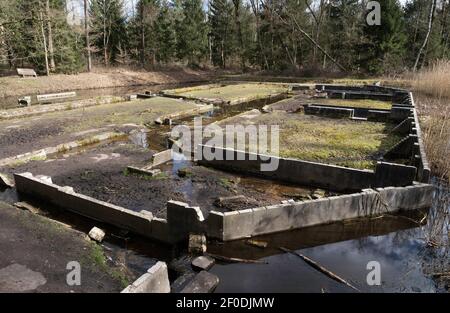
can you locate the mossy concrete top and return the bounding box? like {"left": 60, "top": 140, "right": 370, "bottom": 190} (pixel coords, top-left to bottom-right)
{"left": 164, "top": 83, "right": 289, "bottom": 103}
{"left": 219, "top": 111, "right": 402, "bottom": 170}
{"left": 308, "top": 98, "right": 392, "bottom": 110}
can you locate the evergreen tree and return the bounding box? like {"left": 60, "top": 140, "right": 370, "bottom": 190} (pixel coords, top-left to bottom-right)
{"left": 361, "top": 0, "right": 407, "bottom": 74}
{"left": 176, "top": 0, "right": 208, "bottom": 65}
{"left": 209, "top": 0, "right": 234, "bottom": 67}
{"left": 155, "top": 0, "right": 176, "bottom": 63}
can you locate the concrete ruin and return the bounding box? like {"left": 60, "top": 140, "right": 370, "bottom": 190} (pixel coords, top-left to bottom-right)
{"left": 5, "top": 84, "right": 434, "bottom": 245}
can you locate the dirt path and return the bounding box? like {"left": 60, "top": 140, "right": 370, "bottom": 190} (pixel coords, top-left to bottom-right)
{"left": 0, "top": 201, "right": 123, "bottom": 292}
{"left": 0, "top": 68, "right": 213, "bottom": 98}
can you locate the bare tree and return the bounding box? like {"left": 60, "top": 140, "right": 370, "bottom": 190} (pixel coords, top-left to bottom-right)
{"left": 45, "top": 0, "right": 55, "bottom": 71}
{"left": 414, "top": 0, "right": 437, "bottom": 72}
{"left": 84, "top": 0, "right": 92, "bottom": 71}
{"left": 39, "top": 4, "right": 50, "bottom": 75}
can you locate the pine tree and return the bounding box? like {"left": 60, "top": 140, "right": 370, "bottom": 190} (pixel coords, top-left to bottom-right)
{"left": 361, "top": 0, "right": 407, "bottom": 74}
{"left": 176, "top": 0, "right": 208, "bottom": 65}
{"left": 155, "top": 0, "right": 176, "bottom": 63}
{"left": 209, "top": 0, "right": 234, "bottom": 67}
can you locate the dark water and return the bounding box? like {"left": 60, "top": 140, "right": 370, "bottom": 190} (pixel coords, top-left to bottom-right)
{"left": 208, "top": 180, "right": 449, "bottom": 293}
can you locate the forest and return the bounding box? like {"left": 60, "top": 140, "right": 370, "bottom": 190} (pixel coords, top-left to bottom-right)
{"left": 0, "top": 0, "right": 449, "bottom": 76}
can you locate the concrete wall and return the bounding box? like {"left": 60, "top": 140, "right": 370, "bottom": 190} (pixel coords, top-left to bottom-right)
{"left": 13, "top": 173, "right": 207, "bottom": 244}
{"left": 121, "top": 262, "right": 170, "bottom": 293}
{"left": 198, "top": 145, "right": 416, "bottom": 192}
{"left": 13, "top": 172, "right": 170, "bottom": 241}
{"left": 210, "top": 183, "right": 434, "bottom": 241}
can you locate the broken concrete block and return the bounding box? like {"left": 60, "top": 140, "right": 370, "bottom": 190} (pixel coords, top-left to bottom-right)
{"left": 171, "top": 272, "right": 196, "bottom": 293}
{"left": 59, "top": 186, "right": 75, "bottom": 193}
{"left": 88, "top": 227, "right": 105, "bottom": 242}
{"left": 18, "top": 96, "right": 32, "bottom": 107}
{"left": 180, "top": 271, "right": 219, "bottom": 293}
{"left": 192, "top": 256, "right": 215, "bottom": 271}
{"left": 151, "top": 149, "right": 172, "bottom": 167}
{"left": 188, "top": 234, "right": 207, "bottom": 254}
{"left": 0, "top": 173, "right": 14, "bottom": 188}
{"left": 35, "top": 175, "right": 53, "bottom": 184}
{"left": 163, "top": 118, "right": 172, "bottom": 126}
{"left": 122, "top": 262, "right": 170, "bottom": 293}
{"left": 128, "top": 94, "right": 138, "bottom": 101}
{"left": 154, "top": 118, "right": 163, "bottom": 125}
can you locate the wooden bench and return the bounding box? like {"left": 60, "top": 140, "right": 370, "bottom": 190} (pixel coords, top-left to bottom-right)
{"left": 37, "top": 92, "right": 77, "bottom": 103}
{"left": 17, "top": 68, "right": 37, "bottom": 78}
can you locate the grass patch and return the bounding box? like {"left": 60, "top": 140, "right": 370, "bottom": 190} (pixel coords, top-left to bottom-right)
{"left": 169, "top": 83, "right": 289, "bottom": 102}
{"left": 84, "top": 243, "right": 130, "bottom": 288}
{"left": 234, "top": 112, "right": 402, "bottom": 170}
{"left": 310, "top": 98, "right": 392, "bottom": 110}
{"left": 278, "top": 114, "right": 400, "bottom": 169}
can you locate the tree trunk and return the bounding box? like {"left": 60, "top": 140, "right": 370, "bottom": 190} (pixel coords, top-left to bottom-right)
{"left": 84, "top": 0, "right": 92, "bottom": 72}
{"left": 413, "top": 0, "right": 437, "bottom": 72}
{"left": 140, "top": 3, "right": 145, "bottom": 66}
{"left": 232, "top": 0, "right": 245, "bottom": 70}
{"left": 39, "top": 10, "right": 50, "bottom": 76}
{"left": 45, "top": 0, "right": 55, "bottom": 71}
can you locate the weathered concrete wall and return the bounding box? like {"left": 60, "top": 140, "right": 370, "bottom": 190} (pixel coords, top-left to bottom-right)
{"left": 121, "top": 262, "right": 170, "bottom": 293}
{"left": 166, "top": 201, "right": 205, "bottom": 242}
{"left": 0, "top": 132, "right": 124, "bottom": 168}
{"left": 198, "top": 145, "right": 416, "bottom": 192}
{"left": 304, "top": 105, "right": 354, "bottom": 118}
{"left": 0, "top": 96, "right": 125, "bottom": 120}
{"left": 211, "top": 183, "right": 433, "bottom": 241}
{"left": 13, "top": 173, "right": 208, "bottom": 244}
{"left": 13, "top": 172, "right": 171, "bottom": 242}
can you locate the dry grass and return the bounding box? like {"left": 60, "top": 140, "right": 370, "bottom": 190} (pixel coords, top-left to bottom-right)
{"left": 415, "top": 94, "right": 450, "bottom": 181}
{"left": 413, "top": 60, "right": 450, "bottom": 99}
{"left": 412, "top": 60, "right": 450, "bottom": 181}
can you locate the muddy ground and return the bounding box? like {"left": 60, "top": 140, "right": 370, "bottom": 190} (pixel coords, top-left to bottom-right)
{"left": 4, "top": 139, "right": 322, "bottom": 218}
{"left": 0, "top": 201, "right": 124, "bottom": 293}
{"left": 0, "top": 96, "right": 202, "bottom": 159}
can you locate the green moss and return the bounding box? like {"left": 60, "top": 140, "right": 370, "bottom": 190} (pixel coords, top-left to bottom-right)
{"left": 237, "top": 112, "right": 402, "bottom": 170}
{"left": 85, "top": 243, "right": 130, "bottom": 288}
{"left": 169, "top": 83, "right": 289, "bottom": 102}
{"left": 219, "top": 177, "right": 235, "bottom": 189}
{"left": 310, "top": 98, "right": 392, "bottom": 110}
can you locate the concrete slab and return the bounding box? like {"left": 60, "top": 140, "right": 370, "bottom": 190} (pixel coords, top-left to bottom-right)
{"left": 121, "top": 262, "right": 170, "bottom": 293}
{"left": 180, "top": 271, "right": 220, "bottom": 293}
{"left": 192, "top": 256, "right": 215, "bottom": 271}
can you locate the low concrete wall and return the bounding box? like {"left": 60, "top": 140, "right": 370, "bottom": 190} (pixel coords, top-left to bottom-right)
{"left": 13, "top": 173, "right": 206, "bottom": 244}
{"left": 211, "top": 183, "right": 433, "bottom": 241}
{"left": 12, "top": 172, "right": 433, "bottom": 243}
{"left": 121, "top": 262, "right": 170, "bottom": 293}
{"left": 198, "top": 145, "right": 416, "bottom": 192}
{"left": 304, "top": 105, "right": 354, "bottom": 118}
{"left": 0, "top": 132, "right": 124, "bottom": 168}
{"left": 0, "top": 96, "right": 125, "bottom": 120}
{"left": 13, "top": 172, "right": 166, "bottom": 240}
